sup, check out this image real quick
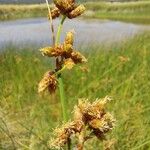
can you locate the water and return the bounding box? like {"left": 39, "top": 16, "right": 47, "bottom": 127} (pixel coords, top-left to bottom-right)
{"left": 0, "top": 18, "right": 150, "bottom": 48}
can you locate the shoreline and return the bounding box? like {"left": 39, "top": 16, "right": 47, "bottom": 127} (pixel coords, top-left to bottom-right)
{"left": 0, "top": 1, "right": 150, "bottom": 24}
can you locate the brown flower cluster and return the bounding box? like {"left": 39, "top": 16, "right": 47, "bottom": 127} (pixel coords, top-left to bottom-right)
{"left": 50, "top": 0, "right": 85, "bottom": 19}
{"left": 49, "top": 96, "right": 115, "bottom": 149}
{"left": 40, "top": 31, "right": 87, "bottom": 65}
{"left": 38, "top": 31, "right": 87, "bottom": 93}
{"left": 38, "top": 71, "right": 57, "bottom": 93}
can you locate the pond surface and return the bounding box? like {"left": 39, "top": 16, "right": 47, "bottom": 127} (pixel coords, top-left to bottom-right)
{"left": 0, "top": 18, "right": 150, "bottom": 48}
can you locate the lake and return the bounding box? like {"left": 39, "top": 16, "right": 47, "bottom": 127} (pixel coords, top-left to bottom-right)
{"left": 0, "top": 18, "right": 150, "bottom": 48}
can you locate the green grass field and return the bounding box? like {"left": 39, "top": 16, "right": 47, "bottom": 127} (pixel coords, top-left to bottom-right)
{"left": 0, "top": 1, "right": 150, "bottom": 24}
{"left": 0, "top": 4, "right": 47, "bottom": 20}
{"left": 84, "top": 1, "right": 150, "bottom": 24}
{"left": 0, "top": 32, "right": 150, "bottom": 149}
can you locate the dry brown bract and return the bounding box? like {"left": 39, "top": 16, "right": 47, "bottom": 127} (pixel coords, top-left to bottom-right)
{"left": 49, "top": 96, "right": 116, "bottom": 149}
{"left": 50, "top": 0, "right": 85, "bottom": 19}
{"left": 38, "top": 71, "right": 57, "bottom": 93}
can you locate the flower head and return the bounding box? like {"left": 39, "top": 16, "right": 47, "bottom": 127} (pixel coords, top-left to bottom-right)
{"left": 50, "top": 7, "right": 61, "bottom": 19}
{"left": 49, "top": 97, "right": 116, "bottom": 149}
{"left": 49, "top": 121, "right": 83, "bottom": 149}
{"left": 39, "top": 31, "right": 87, "bottom": 94}
{"left": 38, "top": 71, "right": 57, "bottom": 93}
{"left": 49, "top": 0, "right": 85, "bottom": 19}
{"left": 40, "top": 31, "right": 87, "bottom": 69}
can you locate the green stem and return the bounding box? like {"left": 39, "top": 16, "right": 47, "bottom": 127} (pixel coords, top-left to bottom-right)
{"left": 55, "top": 15, "right": 66, "bottom": 45}
{"left": 55, "top": 15, "right": 68, "bottom": 122}
{"left": 58, "top": 77, "right": 68, "bottom": 122}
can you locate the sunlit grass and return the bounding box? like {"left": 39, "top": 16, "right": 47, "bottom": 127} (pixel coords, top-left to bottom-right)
{"left": 0, "top": 32, "right": 150, "bottom": 149}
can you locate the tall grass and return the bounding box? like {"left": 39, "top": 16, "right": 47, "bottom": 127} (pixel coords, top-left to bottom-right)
{"left": 0, "top": 32, "right": 150, "bottom": 149}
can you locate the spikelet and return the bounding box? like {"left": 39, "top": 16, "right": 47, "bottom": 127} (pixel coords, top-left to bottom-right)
{"left": 40, "top": 46, "right": 53, "bottom": 57}
{"left": 79, "top": 97, "right": 115, "bottom": 140}
{"left": 63, "top": 43, "right": 73, "bottom": 53}
{"left": 71, "top": 51, "right": 87, "bottom": 63}
{"left": 73, "top": 105, "right": 83, "bottom": 122}
{"left": 40, "top": 45, "right": 64, "bottom": 57}
{"left": 64, "top": 58, "right": 75, "bottom": 70}
{"left": 53, "top": 0, "right": 75, "bottom": 13}
{"left": 53, "top": 0, "right": 85, "bottom": 19}
{"left": 38, "top": 71, "right": 57, "bottom": 93}
{"left": 89, "top": 113, "right": 115, "bottom": 132}
{"left": 65, "top": 31, "right": 74, "bottom": 45}
{"left": 68, "top": 5, "right": 86, "bottom": 19}
{"left": 49, "top": 7, "right": 60, "bottom": 19}
{"left": 73, "top": 105, "right": 85, "bottom": 132}
{"left": 85, "top": 99, "right": 108, "bottom": 119}
{"left": 49, "top": 121, "right": 83, "bottom": 149}
{"left": 77, "top": 97, "right": 114, "bottom": 120}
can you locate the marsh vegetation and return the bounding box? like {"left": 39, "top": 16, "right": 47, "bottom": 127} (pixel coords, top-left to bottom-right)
{"left": 0, "top": 32, "right": 150, "bottom": 149}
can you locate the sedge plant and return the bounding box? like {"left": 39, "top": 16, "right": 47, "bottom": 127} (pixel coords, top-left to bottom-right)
{"left": 38, "top": 0, "right": 116, "bottom": 149}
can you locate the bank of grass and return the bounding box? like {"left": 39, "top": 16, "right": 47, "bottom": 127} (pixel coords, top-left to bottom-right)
{"left": 0, "top": 32, "right": 150, "bottom": 149}
{"left": 0, "top": 1, "right": 150, "bottom": 24}
{"left": 84, "top": 1, "right": 150, "bottom": 24}
{"left": 0, "top": 4, "right": 47, "bottom": 20}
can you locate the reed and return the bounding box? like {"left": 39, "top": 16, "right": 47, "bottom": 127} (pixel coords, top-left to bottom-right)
{"left": 37, "top": 0, "right": 115, "bottom": 149}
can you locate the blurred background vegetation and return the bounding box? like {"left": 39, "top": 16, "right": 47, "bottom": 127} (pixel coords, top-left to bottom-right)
{"left": 0, "top": 0, "right": 149, "bottom": 4}
{"left": 0, "top": 32, "right": 150, "bottom": 149}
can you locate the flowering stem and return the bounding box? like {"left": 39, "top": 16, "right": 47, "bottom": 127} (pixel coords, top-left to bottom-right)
{"left": 55, "top": 15, "right": 68, "bottom": 122}
{"left": 55, "top": 15, "right": 66, "bottom": 45}
{"left": 58, "top": 76, "right": 68, "bottom": 122}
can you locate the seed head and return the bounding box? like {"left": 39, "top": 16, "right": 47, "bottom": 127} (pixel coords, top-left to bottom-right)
{"left": 65, "top": 31, "right": 74, "bottom": 45}
{"left": 71, "top": 51, "right": 87, "bottom": 64}
{"left": 40, "top": 45, "right": 64, "bottom": 57}
{"left": 49, "top": 121, "right": 83, "bottom": 149}
{"left": 52, "top": 0, "right": 85, "bottom": 19}
{"left": 49, "top": 97, "right": 116, "bottom": 149}
{"left": 40, "top": 31, "right": 87, "bottom": 71}
{"left": 68, "top": 5, "right": 86, "bottom": 19}
{"left": 38, "top": 71, "right": 57, "bottom": 93}
{"left": 49, "top": 7, "right": 60, "bottom": 19}
{"left": 64, "top": 58, "right": 75, "bottom": 70}
{"left": 53, "top": 0, "right": 75, "bottom": 13}
{"left": 63, "top": 43, "right": 73, "bottom": 53}
{"left": 89, "top": 113, "right": 115, "bottom": 132}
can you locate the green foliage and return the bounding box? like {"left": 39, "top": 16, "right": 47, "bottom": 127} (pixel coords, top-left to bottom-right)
{"left": 84, "top": 1, "right": 150, "bottom": 24}
{"left": 0, "top": 32, "right": 150, "bottom": 149}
